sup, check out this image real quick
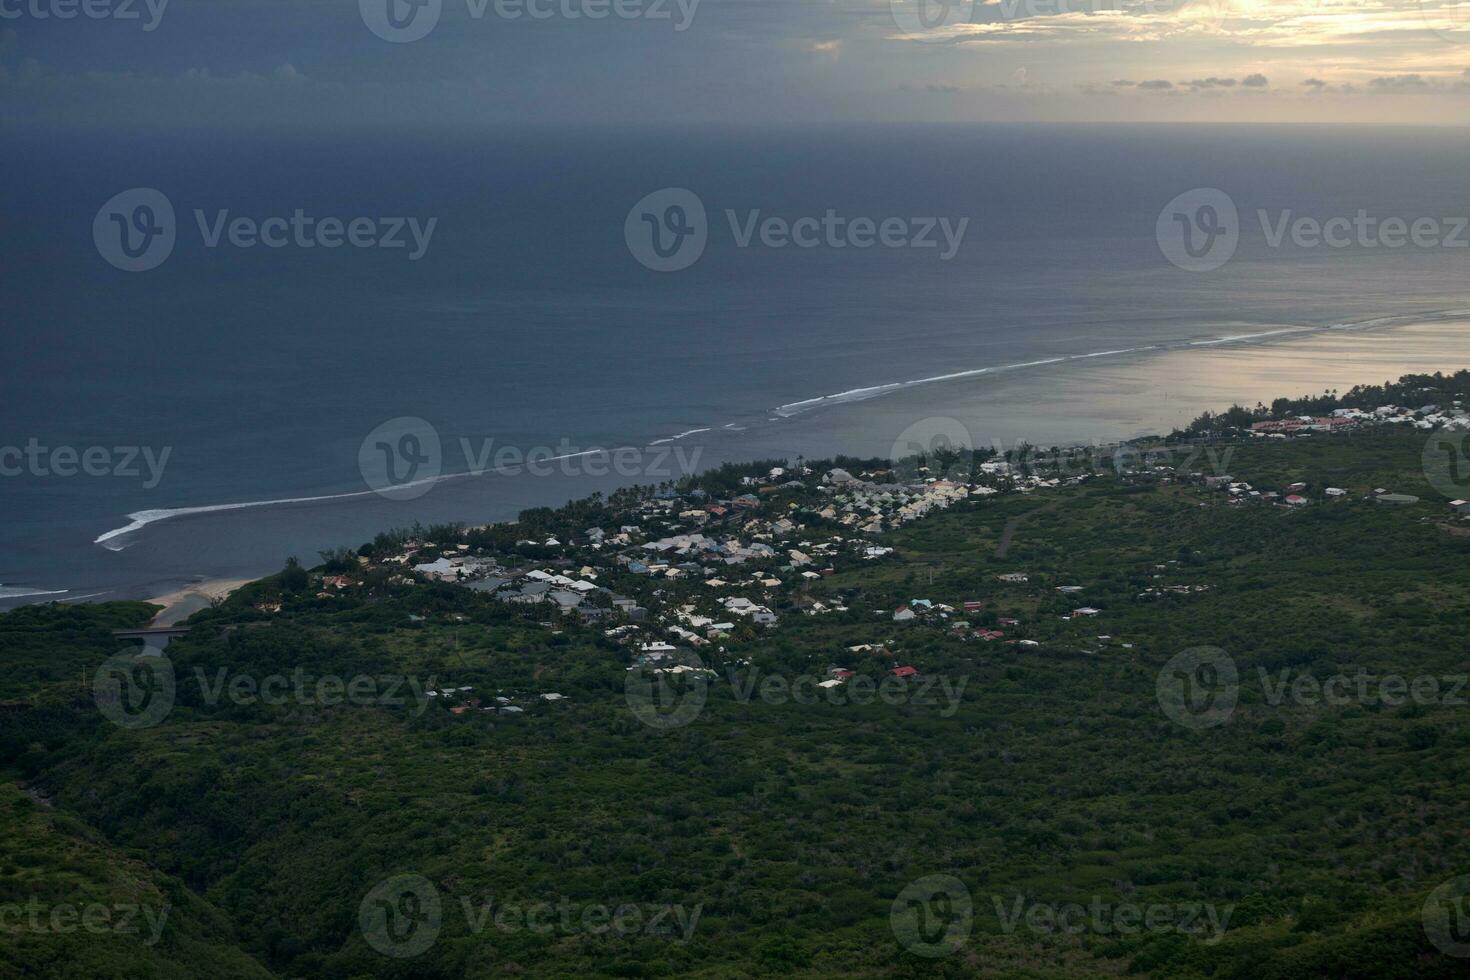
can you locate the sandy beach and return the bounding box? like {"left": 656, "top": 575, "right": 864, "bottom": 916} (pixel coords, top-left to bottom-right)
{"left": 147, "top": 578, "right": 254, "bottom": 625}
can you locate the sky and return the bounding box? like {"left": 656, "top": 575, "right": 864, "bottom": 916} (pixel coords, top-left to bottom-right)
{"left": 0, "top": 0, "right": 1468, "bottom": 126}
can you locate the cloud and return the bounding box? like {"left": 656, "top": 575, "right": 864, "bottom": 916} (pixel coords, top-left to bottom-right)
{"left": 1302, "top": 78, "right": 1327, "bottom": 88}
{"left": 1241, "top": 74, "right": 1269, "bottom": 88}
{"left": 1138, "top": 79, "right": 1174, "bottom": 89}
{"left": 1369, "top": 73, "right": 1429, "bottom": 89}
{"left": 1186, "top": 77, "right": 1238, "bottom": 88}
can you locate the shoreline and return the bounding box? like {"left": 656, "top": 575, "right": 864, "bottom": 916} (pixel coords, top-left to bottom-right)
{"left": 8, "top": 310, "right": 1467, "bottom": 611}
{"left": 92, "top": 308, "right": 1470, "bottom": 551}
{"left": 145, "top": 579, "right": 254, "bottom": 626}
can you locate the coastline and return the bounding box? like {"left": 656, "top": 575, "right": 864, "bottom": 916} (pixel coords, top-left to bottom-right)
{"left": 7, "top": 310, "right": 1467, "bottom": 612}
{"left": 145, "top": 579, "right": 254, "bottom": 626}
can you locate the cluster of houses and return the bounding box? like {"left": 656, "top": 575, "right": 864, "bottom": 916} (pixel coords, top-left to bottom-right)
{"left": 1196, "top": 472, "right": 1455, "bottom": 512}
{"left": 426, "top": 684, "right": 569, "bottom": 716}
{"left": 420, "top": 464, "right": 1040, "bottom": 651}
{"left": 1199, "top": 475, "right": 1348, "bottom": 507}
{"left": 287, "top": 415, "right": 1467, "bottom": 704}
{"left": 1248, "top": 399, "right": 1470, "bottom": 437}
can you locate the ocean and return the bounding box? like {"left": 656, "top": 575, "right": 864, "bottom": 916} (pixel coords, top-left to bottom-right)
{"left": 3, "top": 124, "right": 1468, "bottom": 605}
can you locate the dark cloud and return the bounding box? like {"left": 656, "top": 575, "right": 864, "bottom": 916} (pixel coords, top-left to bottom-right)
{"left": 1241, "top": 74, "right": 1269, "bottom": 88}
{"left": 1302, "top": 78, "right": 1326, "bottom": 88}
{"left": 1138, "top": 79, "right": 1173, "bottom": 90}
{"left": 1186, "top": 77, "right": 1237, "bottom": 89}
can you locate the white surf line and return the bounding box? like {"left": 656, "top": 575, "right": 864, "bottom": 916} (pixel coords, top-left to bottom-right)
{"left": 0, "top": 586, "right": 69, "bottom": 599}
{"left": 648, "top": 427, "right": 713, "bottom": 446}
{"left": 1188, "top": 327, "right": 1316, "bottom": 346}
{"left": 768, "top": 307, "right": 1470, "bottom": 421}
{"left": 95, "top": 487, "right": 413, "bottom": 550}
{"left": 1329, "top": 308, "right": 1470, "bottom": 331}
{"left": 772, "top": 350, "right": 1163, "bottom": 418}
{"left": 93, "top": 444, "right": 676, "bottom": 550}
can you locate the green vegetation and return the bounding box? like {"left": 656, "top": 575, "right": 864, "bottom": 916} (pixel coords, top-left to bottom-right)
{"left": 3, "top": 424, "right": 1469, "bottom": 977}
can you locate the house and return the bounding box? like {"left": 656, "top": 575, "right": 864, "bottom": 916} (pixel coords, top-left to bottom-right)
{"left": 997, "top": 573, "right": 1028, "bottom": 583}
{"left": 1450, "top": 499, "right": 1470, "bottom": 515}
{"left": 889, "top": 666, "right": 919, "bottom": 678}
{"left": 1284, "top": 494, "right": 1309, "bottom": 507}
{"left": 893, "top": 606, "right": 915, "bottom": 622}
{"left": 1374, "top": 493, "right": 1420, "bottom": 506}
{"left": 413, "top": 557, "right": 459, "bottom": 580}
{"left": 1325, "top": 487, "right": 1347, "bottom": 498}
{"left": 1072, "top": 606, "right": 1101, "bottom": 617}
{"left": 963, "top": 600, "right": 984, "bottom": 612}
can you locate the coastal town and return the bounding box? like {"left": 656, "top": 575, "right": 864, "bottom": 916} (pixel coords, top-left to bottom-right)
{"left": 246, "top": 388, "right": 1470, "bottom": 716}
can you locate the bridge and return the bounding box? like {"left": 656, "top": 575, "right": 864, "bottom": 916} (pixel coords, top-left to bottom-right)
{"left": 112, "top": 626, "right": 192, "bottom": 652}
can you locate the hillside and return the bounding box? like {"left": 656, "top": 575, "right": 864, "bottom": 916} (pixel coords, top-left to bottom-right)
{"left": 4, "top": 420, "right": 1470, "bottom": 977}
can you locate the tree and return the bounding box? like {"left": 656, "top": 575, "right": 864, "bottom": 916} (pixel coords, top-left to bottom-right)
{"left": 280, "top": 557, "right": 308, "bottom": 594}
